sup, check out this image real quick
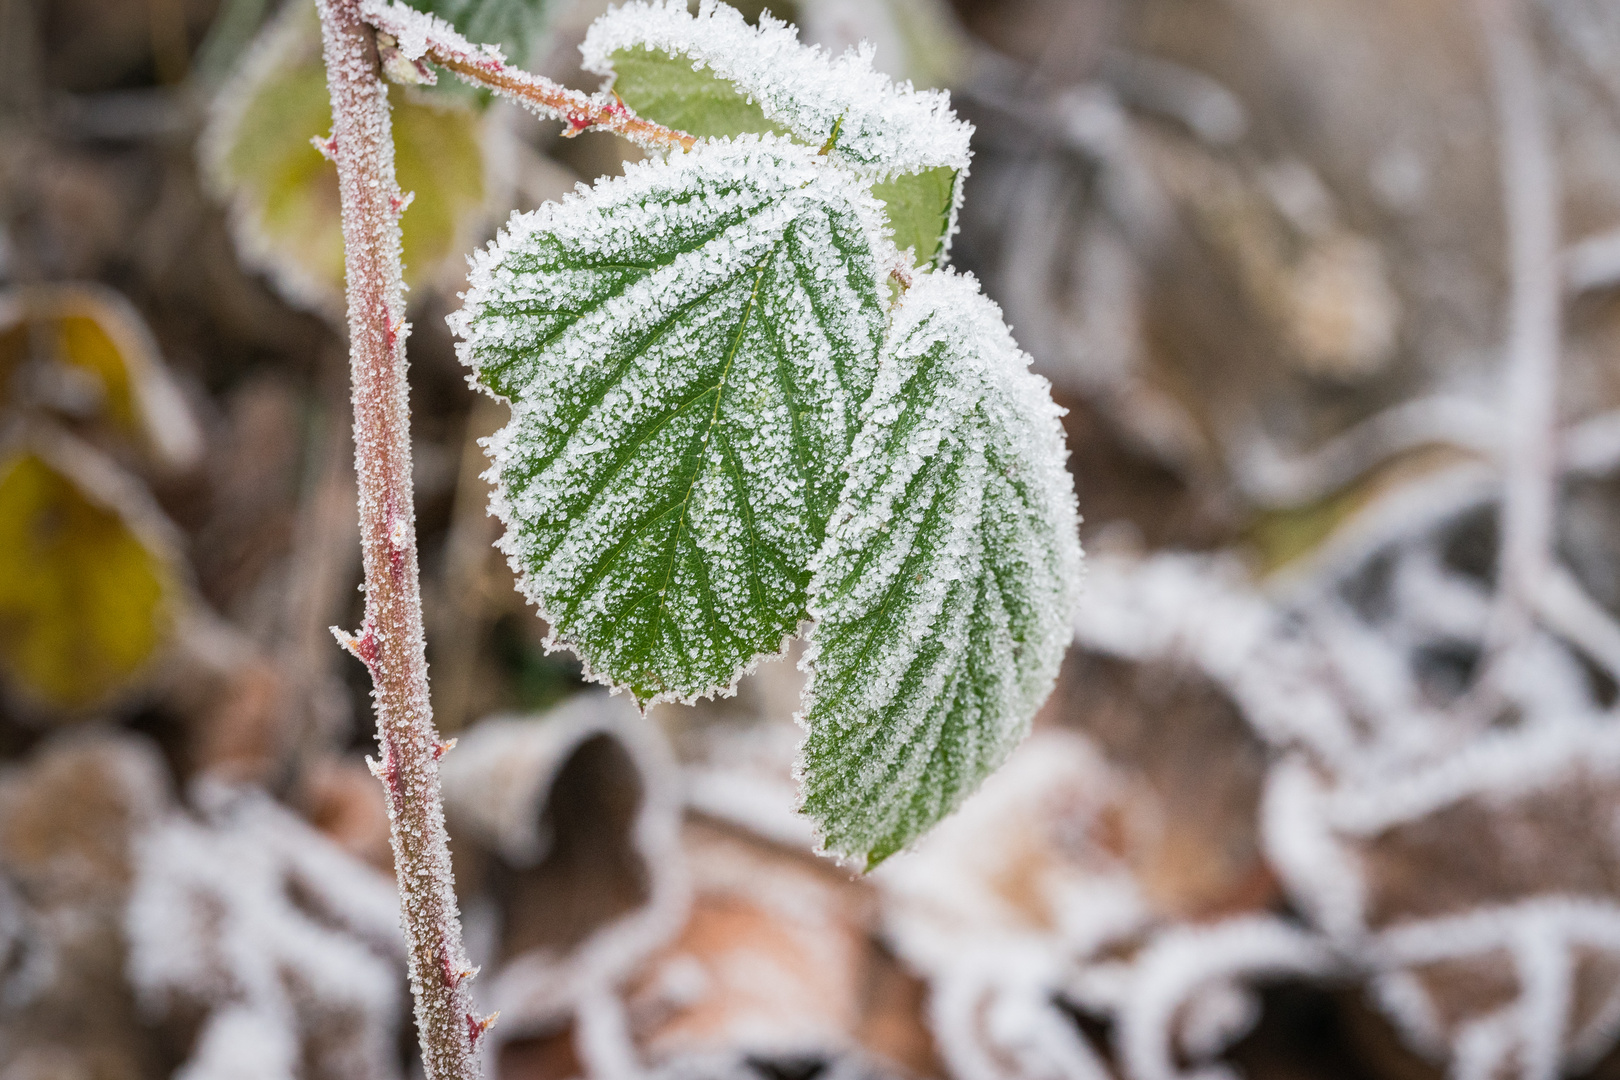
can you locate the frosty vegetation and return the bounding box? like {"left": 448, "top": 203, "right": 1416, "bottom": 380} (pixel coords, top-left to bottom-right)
{"left": 454, "top": 0, "right": 1081, "bottom": 866}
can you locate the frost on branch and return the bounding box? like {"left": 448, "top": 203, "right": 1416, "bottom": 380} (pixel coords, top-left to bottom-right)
{"left": 797, "top": 271, "right": 1083, "bottom": 868}
{"left": 580, "top": 0, "right": 970, "bottom": 267}
{"left": 454, "top": 135, "right": 887, "bottom": 707}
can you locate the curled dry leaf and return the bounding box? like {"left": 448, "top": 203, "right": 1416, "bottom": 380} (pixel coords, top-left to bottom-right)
{"left": 440, "top": 693, "right": 689, "bottom": 1036}
{"left": 0, "top": 283, "right": 202, "bottom": 469}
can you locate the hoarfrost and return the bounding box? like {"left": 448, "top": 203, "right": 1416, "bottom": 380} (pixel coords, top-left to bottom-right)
{"left": 581, "top": 0, "right": 971, "bottom": 181}
{"left": 456, "top": 135, "right": 888, "bottom": 707}
{"left": 797, "top": 270, "right": 1083, "bottom": 868}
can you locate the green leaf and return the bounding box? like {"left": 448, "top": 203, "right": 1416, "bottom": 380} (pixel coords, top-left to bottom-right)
{"left": 871, "top": 164, "right": 958, "bottom": 269}
{"left": 606, "top": 45, "right": 789, "bottom": 141}
{"left": 798, "top": 271, "right": 1083, "bottom": 868}
{"left": 601, "top": 46, "right": 958, "bottom": 267}
{"left": 584, "top": 2, "right": 970, "bottom": 267}
{"left": 455, "top": 136, "right": 887, "bottom": 706}
{"left": 204, "top": 1, "right": 487, "bottom": 317}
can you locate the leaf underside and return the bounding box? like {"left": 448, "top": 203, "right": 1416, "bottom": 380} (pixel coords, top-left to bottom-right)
{"left": 402, "top": 0, "right": 555, "bottom": 67}
{"left": 606, "top": 46, "right": 789, "bottom": 143}
{"left": 798, "top": 272, "right": 1082, "bottom": 868}
{"left": 459, "top": 137, "right": 886, "bottom": 705}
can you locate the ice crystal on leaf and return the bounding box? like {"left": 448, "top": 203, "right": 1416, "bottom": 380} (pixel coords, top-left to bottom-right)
{"left": 796, "top": 271, "right": 1083, "bottom": 868}
{"left": 456, "top": 136, "right": 887, "bottom": 706}
{"left": 580, "top": 0, "right": 969, "bottom": 268}
{"left": 455, "top": 10, "right": 1080, "bottom": 863}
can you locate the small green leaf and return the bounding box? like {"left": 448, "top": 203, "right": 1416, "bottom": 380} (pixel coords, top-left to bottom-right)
{"left": 871, "top": 164, "right": 958, "bottom": 268}
{"left": 607, "top": 45, "right": 789, "bottom": 141}
{"left": 455, "top": 137, "right": 887, "bottom": 706}
{"left": 798, "top": 271, "right": 1082, "bottom": 868}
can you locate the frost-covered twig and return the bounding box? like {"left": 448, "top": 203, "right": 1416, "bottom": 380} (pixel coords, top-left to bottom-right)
{"left": 359, "top": 0, "right": 695, "bottom": 151}
{"left": 1474, "top": 0, "right": 1564, "bottom": 671}
{"left": 1229, "top": 395, "right": 1499, "bottom": 508}
{"left": 313, "top": 1, "right": 484, "bottom": 1076}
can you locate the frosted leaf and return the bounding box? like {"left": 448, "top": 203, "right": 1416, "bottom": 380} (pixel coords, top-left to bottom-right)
{"left": 455, "top": 136, "right": 887, "bottom": 705}
{"left": 400, "top": 0, "right": 555, "bottom": 67}
{"left": 582, "top": 0, "right": 968, "bottom": 176}
{"left": 581, "top": 0, "right": 970, "bottom": 267}
{"left": 797, "top": 270, "right": 1083, "bottom": 868}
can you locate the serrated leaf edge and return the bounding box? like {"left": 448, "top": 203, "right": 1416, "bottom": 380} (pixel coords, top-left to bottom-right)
{"left": 455, "top": 135, "right": 899, "bottom": 710}
{"left": 581, "top": 0, "right": 972, "bottom": 181}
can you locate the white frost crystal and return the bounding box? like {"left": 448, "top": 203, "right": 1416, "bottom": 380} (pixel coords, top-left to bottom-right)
{"left": 455, "top": 13, "right": 1080, "bottom": 862}
{"left": 456, "top": 136, "right": 888, "bottom": 706}
{"left": 797, "top": 271, "right": 1083, "bottom": 866}
{"left": 581, "top": 0, "right": 971, "bottom": 180}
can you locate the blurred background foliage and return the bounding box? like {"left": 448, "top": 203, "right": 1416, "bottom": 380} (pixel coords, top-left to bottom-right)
{"left": 5, "top": 0, "right": 1620, "bottom": 1079}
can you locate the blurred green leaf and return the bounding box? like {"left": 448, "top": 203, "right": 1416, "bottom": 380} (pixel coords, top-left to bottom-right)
{"left": 206, "top": 3, "right": 487, "bottom": 317}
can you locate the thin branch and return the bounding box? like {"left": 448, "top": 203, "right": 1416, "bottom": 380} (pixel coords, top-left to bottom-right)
{"left": 1474, "top": 0, "right": 1564, "bottom": 671}
{"left": 360, "top": 0, "right": 695, "bottom": 151}
{"left": 1535, "top": 565, "right": 1620, "bottom": 688}
{"left": 314, "top": 1, "right": 483, "bottom": 1078}
{"left": 1230, "top": 395, "right": 1500, "bottom": 509}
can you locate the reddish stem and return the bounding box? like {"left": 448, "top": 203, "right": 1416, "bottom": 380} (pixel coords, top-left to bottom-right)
{"left": 360, "top": 0, "right": 695, "bottom": 151}
{"left": 315, "top": 1, "right": 483, "bottom": 1078}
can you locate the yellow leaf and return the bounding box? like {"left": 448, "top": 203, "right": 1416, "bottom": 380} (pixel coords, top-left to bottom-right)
{"left": 0, "top": 441, "right": 179, "bottom": 709}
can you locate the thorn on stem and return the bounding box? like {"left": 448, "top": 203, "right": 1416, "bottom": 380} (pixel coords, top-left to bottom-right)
{"left": 370, "top": 739, "right": 403, "bottom": 802}
{"left": 433, "top": 738, "right": 457, "bottom": 760}
{"left": 468, "top": 1011, "right": 498, "bottom": 1047}
{"left": 441, "top": 946, "right": 478, "bottom": 988}
{"left": 332, "top": 623, "right": 380, "bottom": 668}
{"left": 311, "top": 135, "right": 337, "bottom": 162}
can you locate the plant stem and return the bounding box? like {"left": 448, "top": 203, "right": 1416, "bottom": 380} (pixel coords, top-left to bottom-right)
{"left": 314, "top": 1, "right": 484, "bottom": 1078}
{"left": 361, "top": 0, "right": 695, "bottom": 151}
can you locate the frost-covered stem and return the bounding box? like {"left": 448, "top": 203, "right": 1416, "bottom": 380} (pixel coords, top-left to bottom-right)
{"left": 360, "top": 0, "right": 695, "bottom": 151}
{"left": 1476, "top": 0, "right": 1562, "bottom": 666}
{"left": 314, "top": 2, "right": 484, "bottom": 1078}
